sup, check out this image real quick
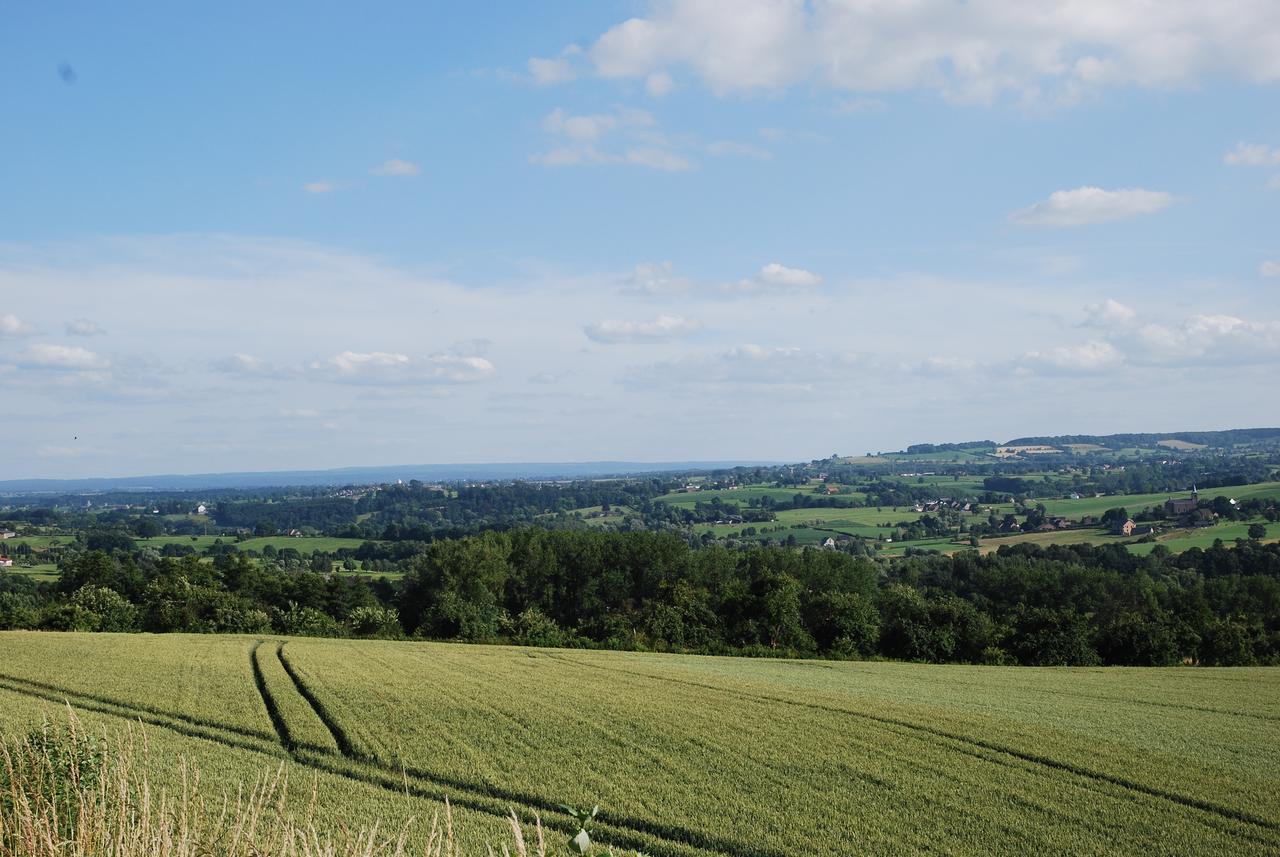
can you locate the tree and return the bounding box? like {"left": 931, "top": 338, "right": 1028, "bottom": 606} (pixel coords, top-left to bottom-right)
{"left": 1100, "top": 508, "right": 1130, "bottom": 530}
{"left": 1248, "top": 523, "right": 1267, "bottom": 540}
{"left": 132, "top": 517, "right": 163, "bottom": 539}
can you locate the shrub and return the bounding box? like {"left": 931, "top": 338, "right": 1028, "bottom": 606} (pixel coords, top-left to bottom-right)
{"left": 348, "top": 605, "right": 403, "bottom": 638}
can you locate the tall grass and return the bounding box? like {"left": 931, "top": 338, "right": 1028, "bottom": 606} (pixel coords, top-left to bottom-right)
{"left": 0, "top": 708, "right": 547, "bottom": 857}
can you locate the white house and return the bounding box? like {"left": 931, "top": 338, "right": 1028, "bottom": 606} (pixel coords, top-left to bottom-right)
{"left": 196, "top": 504, "right": 208, "bottom": 515}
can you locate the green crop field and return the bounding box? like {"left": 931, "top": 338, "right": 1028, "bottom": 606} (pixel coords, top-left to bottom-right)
{"left": 0, "top": 633, "right": 1276, "bottom": 855}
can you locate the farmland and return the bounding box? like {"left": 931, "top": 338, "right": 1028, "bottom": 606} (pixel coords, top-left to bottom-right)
{"left": 0, "top": 632, "right": 1277, "bottom": 855}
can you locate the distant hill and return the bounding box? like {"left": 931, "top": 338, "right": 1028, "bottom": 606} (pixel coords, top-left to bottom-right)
{"left": 0, "top": 460, "right": 780, "bottom": 494}
{"left": 1001, "top": 428, "right": 1280, "bottom": 449}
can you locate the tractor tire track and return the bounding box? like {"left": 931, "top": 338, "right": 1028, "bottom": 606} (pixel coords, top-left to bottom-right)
{"left": 250, "top": 640, "right": 296, "bottom": 752}
{"left": 3, "top": 656, "right": 730, "bottom": 857}
{"left": 273, "top": 641, "right": 785, "bottom": 857}
{"left": 0, "top": 675, "right": 281, "bottom": 758}
{"left": 0, "top": 669, "right": 275, "bottom": 743}
{"left": 544, "top": 653, "right": 1280, "bottom": 838}
{"left": 272, "top": 644, "right": 788, "bottom": 857}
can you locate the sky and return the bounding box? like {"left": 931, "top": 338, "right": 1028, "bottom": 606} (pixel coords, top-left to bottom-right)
{"left": 2, "top": 0, "right": 1279, "bottom": 479}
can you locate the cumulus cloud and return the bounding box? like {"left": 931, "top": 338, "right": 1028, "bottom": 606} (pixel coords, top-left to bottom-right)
{"left": 65, "top": 318, "right": 105, "bottom": 337}
{"left": 1130, "top": 314, "right": 1280, "bottom": 366}
{"left": 0, "top": 314, "right": 34, "bottom": 337}
{"left": 16, "top": 343, "right": 110, "bottom": 370}
{"left": 1010, "top": 187, "right": 1174, "bottom": 226}
{"left": 1019, "top": 340, "right": 1124, "bottom": 374}
{"left": 1262, "top": 261, "right": 1280, "bottom": 277}
{"left": 370, "top": 159, "right": 421, "bottom": 177}
{"left": 726, "top": 262, "right": 823, "bottom": 294}
{"left": 1225, "top": 142, "right": 1280, "bottom": 166}
{"left": 584, "top": 314, "right": 700, "bottom": 344}
{"left": 539, "top": 0, "right": 1280, "bottom": 104}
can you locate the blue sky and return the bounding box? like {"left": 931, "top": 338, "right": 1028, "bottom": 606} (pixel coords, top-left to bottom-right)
{"left": 2, "top": 1, "right": 1279, "bottom": 478}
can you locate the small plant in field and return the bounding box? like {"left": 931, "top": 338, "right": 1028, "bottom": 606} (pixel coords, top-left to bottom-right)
{"left": 556, "top": 803, "right": 599, "bottom": 854}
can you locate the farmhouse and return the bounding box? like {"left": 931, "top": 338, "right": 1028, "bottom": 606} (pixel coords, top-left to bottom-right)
{"left": 1113, "top": 519, "right": 1138, "bottom": 537}
{"left": 0, "top": 556, "right": 12, "bottom": 567}
{"left": 0, "top": 530, "right": 15, "bottom": 539}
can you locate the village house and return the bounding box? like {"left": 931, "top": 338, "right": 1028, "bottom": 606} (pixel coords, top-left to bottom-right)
{"left": 0, "top": 556, "right": 12, "bottom": 567}
{"left": 1113, "top": 519, "right": 1138, "bottom": 537}
{"left": 0, "top": 530, "right": 15, "bottom": 539}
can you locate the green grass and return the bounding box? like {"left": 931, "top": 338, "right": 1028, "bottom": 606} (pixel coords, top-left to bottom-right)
{"left": 1034, "top": 481, "right": 1280, "bottom": 519}
{"left": 0, "top": 632, "right": 1275, "bottom": 855}
{"left": 1, "top": 562, "right": 60, "bottom": 582}
{"left": 237, "top": 536, "right": 371, "bottom": 553}
{"left": 655, "top": 485, "right": 843, "bottom": 509}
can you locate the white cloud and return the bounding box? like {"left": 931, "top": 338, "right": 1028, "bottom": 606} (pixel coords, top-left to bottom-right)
{"left": 532, "top": 106, "right": 695, "bottom": 170}
{"left": 1225, "top": 142, "right": 1280, "bottom": 166}
{"left": 1130, "top": 314, "right": 1280, "bottom": 366}
{"left": 310, "top": 350, "right": 495, "bottom": 385}
{"left": 1010, "top": 187, "right": 1174, "bottom": 226}
{"left": 1262, "top": 261, "right": 1280, "bottom": 277}
{"left": 527, "top": 45, "right": 583, "bottom": 85}
{"left": 213, "top": 353, "right": 284, "bottom": 377}
{"left": 726, "top": 262, "right": 823, "bottom": 294}
{"left": 302, "top": 181, "right": 336, "bottom": 194}
{"left": 65, "top": 318, "right": 105, "bottom": 337}
{"left": 624, "top": 147, "right": 694, "bottom": 171}
{"left": 619, "top": 261, "right": 692, "bottom": 296}
{"left": 584, "top": 314, "right": 700, "bottom": 344}
{"left": 370, "top": 159, "right": 421, "bottom": 177}
{"left": 1081, "top": 299, "right": 1137, "bottom": 328}
{"left": 0, "top": 314, "right": 34, "bottom": 337}
{"left": 704, "top": 140, "right": 772, "bottom": 159}
{"left": 16, "top": 343, "right": 110, "bottom": 370}
{"left": 627, "top": 343, "right": 865, "bottom": 393}
{"left": 551, "top": 0, "right": 1280, "bottom": 104}
{"left": 759, "top": 262, "right": 822, "bottom": 286}
{"left": 1020, "top": 340, "right": 1124, "bottom": 374}
{"left": 645, "top": 71, "right": 674, "bottom": 97}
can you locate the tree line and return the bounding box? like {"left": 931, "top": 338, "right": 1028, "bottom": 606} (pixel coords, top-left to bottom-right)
{"left": 2, "top": 529, "right": 1277, "bottom": 666}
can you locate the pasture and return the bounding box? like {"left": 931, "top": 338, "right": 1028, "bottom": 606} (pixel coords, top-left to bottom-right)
{"left": 0, "top": 632, "right": 1276, "bottom": 854}
{"left": 1033, "top": 481, "right": 1280, "bottom": 519}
